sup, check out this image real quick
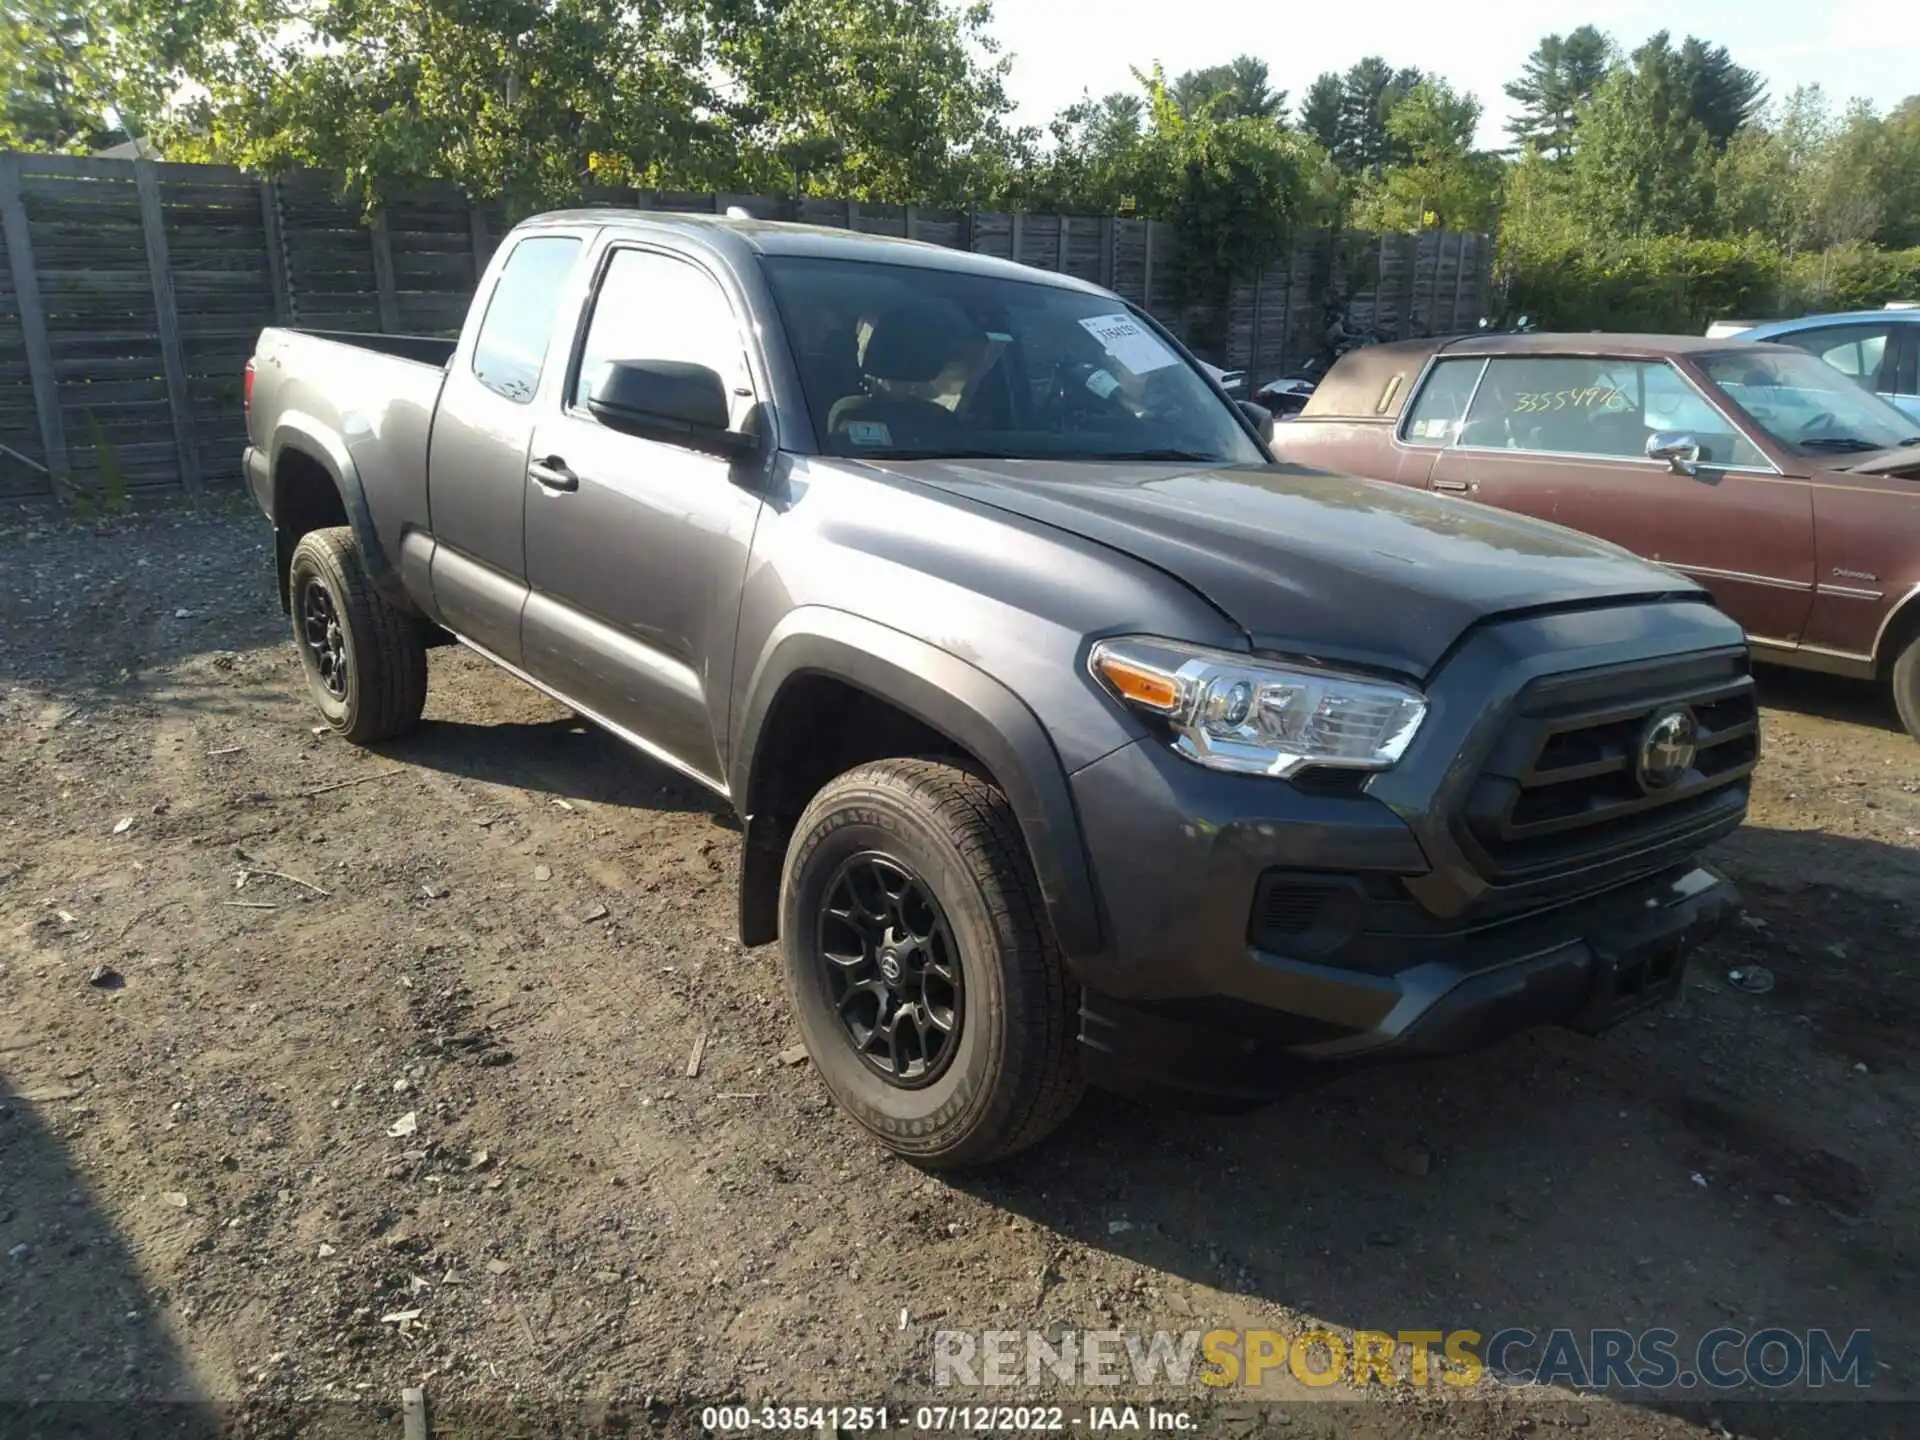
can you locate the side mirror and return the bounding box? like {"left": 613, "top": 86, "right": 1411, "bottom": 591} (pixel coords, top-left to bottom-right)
{"left": 586, "top": 360, "right": 756, "bottom": 460}
{"left": 1238, "top": 399, "right": 1276, "bottom": 445}
{"left": 1646, "top": 430, "right": 1702, "bottom": 476}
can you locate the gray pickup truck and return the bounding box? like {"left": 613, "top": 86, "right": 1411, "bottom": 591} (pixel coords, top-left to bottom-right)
{"left": 244, "top": 210, "right": 1756, "bottom": 1166}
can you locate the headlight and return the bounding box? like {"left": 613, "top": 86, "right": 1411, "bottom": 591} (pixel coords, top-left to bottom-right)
{"left": 1089, "top": 636, "right": 1426, "bottom": 777}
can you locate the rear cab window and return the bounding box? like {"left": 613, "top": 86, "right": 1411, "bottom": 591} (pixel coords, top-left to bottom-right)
{"left": 470, "top": 235, "right": 584, "bottom": 403}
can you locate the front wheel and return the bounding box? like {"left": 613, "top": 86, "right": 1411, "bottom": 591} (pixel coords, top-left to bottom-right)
{"left": 288, "top": 526, "right": 427, "bottom": 744}
{"left": 779, "top": 758, "right": 1083, "bottom": 1168}
{"left": 1892, "top": 629, "right": 1920, "bottom": 741}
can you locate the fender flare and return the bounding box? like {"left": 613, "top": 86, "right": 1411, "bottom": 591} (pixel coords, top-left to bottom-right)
{"left": 269, "top": 413, "right": 404, "bottom": 603}
{"left": 730, "top": 608, "right": 1106, "bottom": 965}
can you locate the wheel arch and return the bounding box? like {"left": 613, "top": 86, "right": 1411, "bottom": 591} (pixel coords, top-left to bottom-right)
{"left": 1873, "top": 583, "right": 1920, "bottom": 678}
{"left": 269, "top": 415, "right": 399, "bottom": 612}
{"left": 730, "top": 610, "right": 1105, "bottom": 965}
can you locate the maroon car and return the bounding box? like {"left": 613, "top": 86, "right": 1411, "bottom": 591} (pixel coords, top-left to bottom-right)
{"left": 1267, "top": 332, "right": 1920, "bottom": 737}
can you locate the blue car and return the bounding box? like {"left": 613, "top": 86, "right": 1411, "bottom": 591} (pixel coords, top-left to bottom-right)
{"left": 1735, "top": 307, "right": 1920, "bottom": 421}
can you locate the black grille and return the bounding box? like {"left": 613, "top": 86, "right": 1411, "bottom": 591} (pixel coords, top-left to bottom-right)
{"left": 1261, "top": 881, "right": 1338, "bottom": 935}
{"left": 1459, "top": 655, "right": 1758, "bottom": 883}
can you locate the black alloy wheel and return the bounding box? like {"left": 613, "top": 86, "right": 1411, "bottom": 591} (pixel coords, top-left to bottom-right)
{"left": 298, "top": 573, "right": 349, "bottom": 700}
{"left": 816, "top": 851, "right": 964, "bottom": 1087}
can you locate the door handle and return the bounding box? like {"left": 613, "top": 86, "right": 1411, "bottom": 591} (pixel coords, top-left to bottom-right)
{"left": 1433, "top": 479, "right": 1475, "bottom": 493}
{"left": 528, "top": 456, "right": 577, "bottom": 492}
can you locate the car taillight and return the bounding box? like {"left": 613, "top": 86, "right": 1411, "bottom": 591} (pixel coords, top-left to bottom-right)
{"left": 243, "top": 358, "right": 255, "bottom": 416}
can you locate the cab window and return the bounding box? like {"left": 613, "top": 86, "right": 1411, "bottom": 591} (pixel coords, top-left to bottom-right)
{"left": 1399, "top": 358, "right": 1485, "bottom": 445}
{"left": 572, "top": 249, "right": 756, "bottom": 427}
{"left": 1457, "top": 357, "right": 1768, "bottom": 467}
{"left": 470, "top": 235, "right": 583, "bottom": 403}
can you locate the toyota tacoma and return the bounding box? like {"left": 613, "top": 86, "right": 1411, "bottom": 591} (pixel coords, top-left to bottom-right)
{"left": 243, "top": 211, "right": 1755, "bottom": 1167}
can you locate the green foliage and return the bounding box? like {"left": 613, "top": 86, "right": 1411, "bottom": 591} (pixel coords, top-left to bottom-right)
{"left": 1350, "top": 77, "right": 1500, "bottom": 233}
{"left": 0, "top": 0, "right": 126, "bottom": 150}
{"left": 1169, "top": 56, "right": 1285, "bottom": 125}
{"left": 1298, "top": 74, "right": 1343, "bottom": 157}
{"left": 1503, "top": 26, "right": 1611, "bottom": 161}
{"left": 1567, "top": 38, "right": 1718, "bottom": 238}
{"left": 1674, "top": 35, "right": 1765, "bottom": 149}
{"left": 152, "top": 0, "right": 1027, "bottom": 210}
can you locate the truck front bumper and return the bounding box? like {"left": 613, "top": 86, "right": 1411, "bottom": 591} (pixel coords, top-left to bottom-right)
{"left": 1064, "top": 733, "right": 1741, "bottom": 1101}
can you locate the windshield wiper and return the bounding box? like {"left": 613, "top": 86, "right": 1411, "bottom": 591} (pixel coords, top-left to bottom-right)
{"left": 1798, "top": 436, "right": 1884, "bottom": 453}
{"left": 1899, "top": 436, "right": 1920, "bottom": 448}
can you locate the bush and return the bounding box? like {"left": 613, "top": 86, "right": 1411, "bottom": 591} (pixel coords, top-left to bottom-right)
{"left": 1503, "top": 231, "right": 1920, "bottom": 333}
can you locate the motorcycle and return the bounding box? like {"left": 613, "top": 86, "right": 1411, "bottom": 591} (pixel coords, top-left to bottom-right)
{"left": 1252, "top": 303, "right": 1386, "bottom": 419}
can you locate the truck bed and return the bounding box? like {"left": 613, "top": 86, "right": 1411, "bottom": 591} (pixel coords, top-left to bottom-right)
{"left": 246, "top": 327, "right": 455, "bottom": 569}
{"left": 281, "top": 329, "right": 458, "bottom": 368}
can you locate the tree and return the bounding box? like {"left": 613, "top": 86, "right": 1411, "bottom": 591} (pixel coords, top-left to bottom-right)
{"left": 1170, "top": 55, "right": 1285, "bottom": 124}
{"left": 1299, "top": 72, "right": 1343, "bottom": 155}
{"left": 1333, "top": 56, "right": 1422, "bottom": 171}
{"left": 160, "top": 0, "right": 1027, "bottom": 209}
{"left": 711, "top": 0, "right": 1030, "bottom": 204}
{"left": 1674, "top": 35, "right": 1764, "bottom": 149}
{"left": 1352, "top": 77, "right": 1500, "bottom": 231}
{"left": 0, "top": 0, "right": 124, "bottom": 151}
{"left": 1568, "top": 35, "right": 1717, "bottom": 237}
{"left": 1714, "top": 86, "right": 1835, "bottom": 251}
{"left": 1502, "top": 25, "right": 1612, "bottom": 162}
{"left": 1868, "top": 96, "right": 1920, "bottom": 249}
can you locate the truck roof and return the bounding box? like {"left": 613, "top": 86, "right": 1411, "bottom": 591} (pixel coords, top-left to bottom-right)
{"left": 518, "top": 208, "right": 1116, "bottom": 295}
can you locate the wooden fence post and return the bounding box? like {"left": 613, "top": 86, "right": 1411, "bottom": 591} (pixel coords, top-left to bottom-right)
{"left": 1142, "top": 222, "right": 1156, "bottom": 318}
{"left": 370, "top": 204, "right": 400, "bottom": 332}
{"left": 259, "top": 179, "right": 293, "bottom": 323}
{"left": 0, "top": 154, "right": 69, "bottom": 508}
{"left": 1249, "top": 268, "right": 1264, "bottom": 386}
{"left": 1098, "top": 216, "right": 1114, "bottom": 289}
{"left": 1056, "top": 215, "right": 1069, "bottom": 272}
{"left": 467, "top": 202, "right": 491, "bottom": 284}
{"left": 133, "top": 159, "right": 202, "bottom": 500}
{"left": 1011, "top": 212, "right": 1025, "bottom": 267}
{"left": 961, "top": 207, "right": 976, "bottom": 253}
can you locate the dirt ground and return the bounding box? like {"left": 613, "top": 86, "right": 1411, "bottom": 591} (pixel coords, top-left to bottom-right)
{"left": 1, "top": 506, "right": 1915, "bottom": 1440}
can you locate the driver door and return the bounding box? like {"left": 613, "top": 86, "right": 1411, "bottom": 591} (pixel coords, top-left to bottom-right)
{"left": 519, "top": 243, "right": 766, "bottom": 790}
{"left": 1428, "top": 354, "right": 1817, "bottom": 645}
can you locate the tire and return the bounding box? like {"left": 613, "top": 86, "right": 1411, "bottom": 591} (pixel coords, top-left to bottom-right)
{"left": 779, "top": 758, "right": 1083, "bottom": 1168}
{"left": 1892, "top": 629, "right": 1920, "bottom": 741}
{"left": 288, "top": 526, "right": 427, "bottom": 744}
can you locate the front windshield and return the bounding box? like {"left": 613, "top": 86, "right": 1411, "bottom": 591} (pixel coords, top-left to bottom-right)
{"left": 761, "top": 255, "right": 1264, "bottom": 464}
{"left": 1699, "top": 348, "right": 1920, "bottom": 455}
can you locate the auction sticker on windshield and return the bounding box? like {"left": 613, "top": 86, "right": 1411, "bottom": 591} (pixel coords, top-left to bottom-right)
{"left": 1078, "top": 313, "right": 1179, "bottom": 375}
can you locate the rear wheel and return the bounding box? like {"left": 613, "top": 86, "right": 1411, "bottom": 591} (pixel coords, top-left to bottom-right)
{"left": 779, "top": 758, "right": 1082, "bottom": 1168}
{"left": 1892, "top": 629, "right": 1920, "bottom": 741}
{"left": 288, "top": 526, "right": 427, "bottom": 744}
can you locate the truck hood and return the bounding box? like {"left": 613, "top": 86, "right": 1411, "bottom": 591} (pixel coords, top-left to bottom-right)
{"left": 866, "top": 459, "right": 1700, "bottom": 676}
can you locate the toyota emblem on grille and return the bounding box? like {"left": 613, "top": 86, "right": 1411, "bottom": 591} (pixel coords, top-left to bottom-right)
{"left": 1635, "top": 707, "right": 1698, "bottom": 793}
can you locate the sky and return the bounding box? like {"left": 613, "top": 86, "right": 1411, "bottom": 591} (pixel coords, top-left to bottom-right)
{"left": 989, "top": 0, "right": 1920, "bottom": 149}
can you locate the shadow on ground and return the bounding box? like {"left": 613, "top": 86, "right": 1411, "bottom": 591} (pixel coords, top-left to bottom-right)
{"left": 0, "top": 1077, "right": 218, "bottom": 1438}
{"left": 380, "top": 716, "right": 729, "bottom": 819}
{"left": 1753, "top": 663, "right": 1904, "bottom": 735}
{"left": 948, "top": 827, "right": 1918, "bottom": 1439}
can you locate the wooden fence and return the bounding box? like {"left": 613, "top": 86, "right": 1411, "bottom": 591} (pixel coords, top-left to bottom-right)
{"left": 0, "top": 151, "right": 1493, "bottom": 508}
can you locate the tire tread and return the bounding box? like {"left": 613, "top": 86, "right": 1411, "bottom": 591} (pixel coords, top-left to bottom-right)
{"left": 788, "top": 757, "right": 1083, "bottom": 1165}
{"left": 291, "top": 526, "right": 427, "bottom": 743}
